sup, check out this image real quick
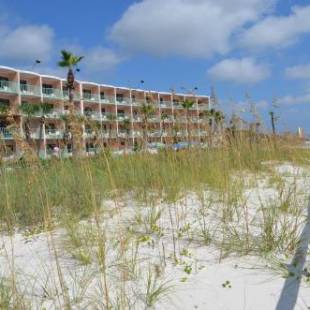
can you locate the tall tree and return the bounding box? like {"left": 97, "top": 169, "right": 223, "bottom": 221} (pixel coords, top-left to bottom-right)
{"left": 140, "top": 102, "right": 155, "bottom": 149}
{"left": 37, "top": 103, "right": 53, "bottom": 157}
{"left": 19, "top": 103, "right": 40, "bottom": 144}
{"left": 58, "top": 50, "right": 84, "bottom": 156}
{"left": 181, "top": 99, "right": 194, "bottom": 147}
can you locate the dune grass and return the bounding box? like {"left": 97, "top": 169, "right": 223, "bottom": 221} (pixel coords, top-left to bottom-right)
{"left": 0, "top": 136, "right": 309, "bottom": 309}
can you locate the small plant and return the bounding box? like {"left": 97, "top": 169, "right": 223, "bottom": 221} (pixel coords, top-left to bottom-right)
{"left": 180, "top": 248, "right": 192, "bottom": 257}
{"left": 143, "top": 268, "right": 172, "bottom": 308}
{"left": 183, "top": 264, "right": 192, "bottom": 275}
{"left": 222, "top": 280, "right": 232, "bottom": 288}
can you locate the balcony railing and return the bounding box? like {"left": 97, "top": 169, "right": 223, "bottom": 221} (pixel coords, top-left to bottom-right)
{"left": 116, "top": 97, "right": 131, "bottom": 106}
{"left": 20, "top": 84, "right": 41, "bottom": 97}
{"left": 173, "top": 102, "right": 183, "bottom": 109}
{"left": 159, "top": 101, "right": 172, "bottom": 108}
{"left": 132, "top": 116, "right": 142, "bottom": 122}
{"left": 63, "top": 90, "right": 81, "bottom": 101}
{"left": 45, "top": 129, "right": 63, "bottom": 139}
{"left": 0, "top": 127, "right": 13, "bottom": 139}
{"left": 85, "top": 111, "right": 101, "bottom": 121}
{"left": 83, "top": 93, "right": 100, "bottom": 103}
{"left": 131, "top": 99, "right": 145, "bottom": 107}
{"left": 100, "top": 96, "right": 115, "bottom": 105}
{"left": 45, "top": 110, "right": 64, "bottom": 119}
{"left": 29, "top": 129, "right": 41, "bottom": 139}
{"left": 0, "top": 80, "right": 18, "bottom": 94}
{"left": 42, "top": 87, "right": 63, "bottom": 99}
{"left": 117, "top": 115, "right": 131, "bottom": 122}
{"left": 198, "top": 104, "right": 209, "bottom": 110}
{"left": 148, "top": 131, "right": 162, "bottom": 138}
{"left": 99, "top": 130, "right": 117, "bottom": 139}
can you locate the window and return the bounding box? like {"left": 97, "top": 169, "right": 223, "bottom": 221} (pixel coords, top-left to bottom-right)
{"left": 101, "top": 108, "right": 106, "bottom": 114}
{"left": 42, "top": 83, "right": 53, "bottom": 95}
{"left": 116, "top": 94, "right": 124, "bottom": 102}
{"left": 117, "top": 109, "right": 125, "bottom": 117}
{"left": 46, "top": 123, "right": 56, "bottom": 134}
{"left": 83, "top": 89, "right": 91, "bottom": 100}
{"left": 100, "top": 92, "right": 105, "bottom": 100}
{"left": 20, "top": 80, "right": 28, "bottom": 92}
{"left": 0, "top": 98, "right": 9, "bottom": 106}
{"left": 0, "top": 77, "right": 9, "bottom": 89}
{"left": 132, "top": 95, "right": 136, "bottom": 102}
{"left": 84, "top": 107, "right": 92, "bottom": 116}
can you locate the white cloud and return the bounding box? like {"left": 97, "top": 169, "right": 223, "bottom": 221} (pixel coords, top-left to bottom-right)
{"left": 241, "top": 5, "right": 310, "bottom": 49}
{"left": 278, "top": 93, "right": 310, "bottom": 105}
{"left": 0, "top": 25, "right": 54, "bottom": 62}
{"left": 285, "top": 64, "right": 310, "bottom": 80}
{"left": 110, "top": 0, "right": 275, "bottom": 58}
{"left": 208, "top": 58, "right": 270, "bottom": 84}
{"left": 83, "top": 47, "right": 124, "bottom": 73}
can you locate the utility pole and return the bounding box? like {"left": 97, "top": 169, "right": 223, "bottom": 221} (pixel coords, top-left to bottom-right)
{"left": 269, "top": 111, "right": 276, "bottom": 135}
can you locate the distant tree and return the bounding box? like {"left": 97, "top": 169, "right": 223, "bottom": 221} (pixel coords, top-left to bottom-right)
{"left": 19, "top": 103, "right": 40, "bottom": 144}
{"left": 58, "top": 50, "right": 84, "bottom": 155}
{"left": 181, "top": 99, "right": 194, "bottom": 147}
{"left": 140, "top": 101, "right": 155, "bottom": 149}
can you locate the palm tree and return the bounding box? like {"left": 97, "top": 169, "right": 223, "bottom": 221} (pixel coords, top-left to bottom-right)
{"left": 58, "top": 50, "right": 84, "bottom": 156}
{"left": 37, "top": 103, "right": 53, "bottom": 157}
{"left": 106, "top": 113, "right": 116, "bottom": 142}
{"left": 140, "top": 102, "right": 155, "bottom": 149}
{"left": 19, "top": 103, "right": 40, "bottom": 144}
{"left": 202, "top": 108, "right": 215, "bottom": 147}
{"left": 181, "top": 99, "right": 194, "bottom": 147}
{"left": 214, "top": 110, "right": 225, "bottom": 146}
{"left": 120, "top": 118, "right": 131, "bottom": 153}
{"left": 160, "top": 112, "right": 169, "bottom": 144}
{"left": 214, "top": 110, "right": 225, "bottom": 132}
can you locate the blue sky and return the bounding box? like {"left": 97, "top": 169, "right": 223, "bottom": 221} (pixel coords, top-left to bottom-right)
{"left": 0, "top": 0, "right": 309, "bottom": 134}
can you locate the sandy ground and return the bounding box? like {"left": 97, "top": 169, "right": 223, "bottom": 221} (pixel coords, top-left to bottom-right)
{"left": 1, "top": 162, "right": 310, "bottom": 309}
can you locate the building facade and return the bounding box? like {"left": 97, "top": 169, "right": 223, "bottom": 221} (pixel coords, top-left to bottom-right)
{"left": 0, "top": 65, "right": 211, "bottom": 157}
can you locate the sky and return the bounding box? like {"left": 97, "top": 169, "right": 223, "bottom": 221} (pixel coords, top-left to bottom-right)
{"left": 0, "top": 0, "right": 309, "bottom": 134}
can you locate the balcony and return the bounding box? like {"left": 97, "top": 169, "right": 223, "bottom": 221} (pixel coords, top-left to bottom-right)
{"left": 159, "top": 101, "right": 172, "bottom": 108}
{"left": 45, "top": 128, "right": 63, "bottom": 139}
{"left": 42, "top": 87, "right": 63, "bottom": 100}
{"left": 63, "top": 90, "right": 81, "bottom": 101}
{"left": 118, "top": 130, "right": 130, "bottom": 138}
{"left": 99, "top": 130, "right": 117, "bottom": 139}
{"left": 149, "top": 116, "right": 160, "bottom": 123}
{"left": 102, "top": 113, "right": 116, "bottom": 121}
{"left": 0, "top": 127, "right": 14, "bottom": 139}
{"left": 173, "top": 102, "right": 183, "bottom": 109}
{"left": 117, "top": 114, "right": 131, "bottom": 122}
{"left": 84, "top": 129, "right": 97, "bottom": 138}
{"left": 198, "top": 104, "right": 209, "bottom": 110}
{"left": 116, "top": 97, "right": 131, "bottom": 106}
{"left": 28, "top": 129, "right": 41, "bottom": 139}
{"left": 83, "top": 93, "right": 100, "bottom": 103}
{"left": 148, "top": 130, "right": 162, "bottom": 138}
{"left": 100, "top": 95, "right": 115, "bottom": 105}
{"left": 85, "top": 111, "right": 101, "bottom": 121}
{"left": 131, "top": 99, "right": 145, "bottom": 107}
{"left": 20, "top": 84, "right": 41, "bottom": 97}
{"left": 44, "top": 109, "right": 63, "bottom": 119}
{"left": 0, "top": 80, "right": 18, "bottom": 94}
{"left": 131, "top": 131, "right": 142, "bottom": 138}
{"left": 132, "top": 116, "right": 142, "bottom": 122}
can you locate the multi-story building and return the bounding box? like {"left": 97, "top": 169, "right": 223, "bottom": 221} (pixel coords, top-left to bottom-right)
{"left": 0, "top": 65, "right": 211, "bottom": 157}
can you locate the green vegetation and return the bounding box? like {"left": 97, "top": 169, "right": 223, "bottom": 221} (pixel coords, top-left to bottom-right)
{"left": 0, "top": 134, "right": 309, "bottom": 309}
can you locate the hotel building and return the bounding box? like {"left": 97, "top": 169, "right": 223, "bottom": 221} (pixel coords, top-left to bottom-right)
{"left": 0, "top": 65, "right": 211, "bottom": 157}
